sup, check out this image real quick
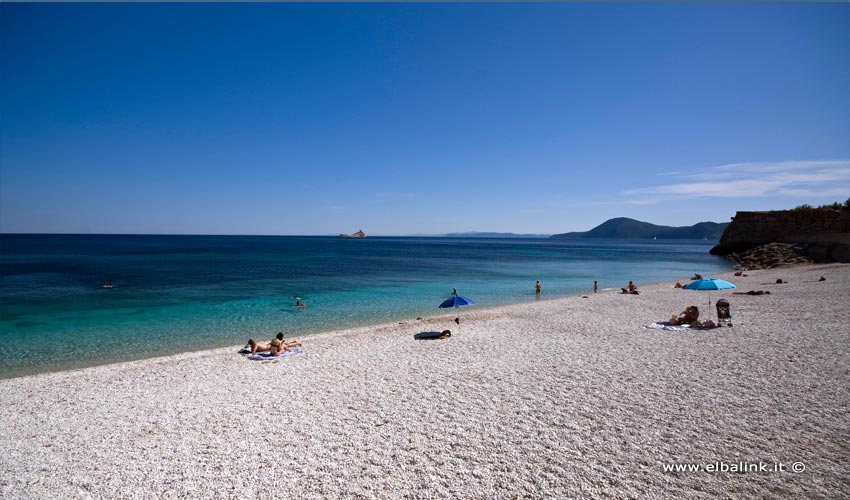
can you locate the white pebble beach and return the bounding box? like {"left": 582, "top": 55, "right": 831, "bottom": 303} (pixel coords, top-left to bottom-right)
{"left": 1, "top": 263, "right": 848, "bottom": 499}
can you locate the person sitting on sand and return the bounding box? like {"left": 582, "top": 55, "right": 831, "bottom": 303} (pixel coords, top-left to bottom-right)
{"left": 621, "top": 281, "right": 639, "bottom": 294}
{"left": 674, "top": 282, "right": 683, "bottom": 288}
{"left": 269, "top": 337, "right": 290, "bottom": 355}
{"left": 247, "top": 338, "right": 272, "bottom": 355}
{"left": 270, "top": 332, "right": 302, "bottom": 355}
{"left": 676, "top": 306, "right": 699, "bottom": 325}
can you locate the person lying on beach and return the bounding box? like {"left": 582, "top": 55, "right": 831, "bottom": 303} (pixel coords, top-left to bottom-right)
{"left": 270, "top": 338, "right": 291, "bottom": 355}
{"left": 271, "top": 332, "right": 302, "bottom": 355}
{"left": 247, "top": 339, "right": 272, "bottom": 355}
{"left": 246, "top": 335, "right": 302, "bottom": 356}
{"left": 676, "top": 306, "right": 700, "bottom": 325}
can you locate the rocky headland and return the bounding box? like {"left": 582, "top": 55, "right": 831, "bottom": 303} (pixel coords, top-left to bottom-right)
{"left": 710, "top": 207, "right": 850, "bottom": 269}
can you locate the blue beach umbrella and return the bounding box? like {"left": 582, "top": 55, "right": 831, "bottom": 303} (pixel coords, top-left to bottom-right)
{"left": 439, "top": 295, "right": 475, "bottom": 332}
{"left": 439, "top": 296, "right": 475, "bottom": 309}
{"left": 683, "top": 278, "right": 736, "bottom": 320}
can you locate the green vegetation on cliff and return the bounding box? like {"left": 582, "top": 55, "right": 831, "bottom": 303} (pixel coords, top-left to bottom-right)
{"left": 791, "top": 199, "right": 850, "bottom": 212}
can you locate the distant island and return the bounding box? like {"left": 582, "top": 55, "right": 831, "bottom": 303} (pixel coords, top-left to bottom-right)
{"left": 444, "top": 232, "right": 550, "bottom": 238}
{"left": 338, "top": 229, "right": 366, "bottom": 238}
{"left": 550, "top": 217, "right": 729, "bottom": 240}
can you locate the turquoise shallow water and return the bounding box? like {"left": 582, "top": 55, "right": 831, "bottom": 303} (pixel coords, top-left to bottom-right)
{"left": 0, "top": 234, "right": 732, "bottom": 378}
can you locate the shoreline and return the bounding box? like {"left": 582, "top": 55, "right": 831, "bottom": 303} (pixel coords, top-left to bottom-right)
{"left": 0, "top": 262, "right": 820, "bottom": 382}
{"left": 0, "top": 264, "right": 733, "bottom": 381}
{"left": 0, "top": 287, "right": 605, "bottom": 381}
{"left": 1, "top": 235, "right": 731, "bottom": 380}
{"left": 2, "top": 262, "right": 848, "bottom": 498}
{"left": 0, "top": 287, "right": 593, "bottom": 381}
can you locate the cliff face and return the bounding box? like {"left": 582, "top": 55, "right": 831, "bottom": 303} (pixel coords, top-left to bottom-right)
{"left": 710, "top": 210, "right": 850, "bottom": 264}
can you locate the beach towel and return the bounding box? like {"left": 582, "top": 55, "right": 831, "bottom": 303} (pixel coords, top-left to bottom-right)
{"left": 414, "top": 330, "right": 452, "bottom": 340}
{"left": 245, "top": 348, "right": 302, "bottom": 361}
{"left": 643, "top": 322, "right": 691, "bottom": 331}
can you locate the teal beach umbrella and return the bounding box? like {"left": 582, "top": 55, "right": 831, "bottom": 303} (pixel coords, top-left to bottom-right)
{"left": 683, "top": 278, "right": 736, "bottom": 321}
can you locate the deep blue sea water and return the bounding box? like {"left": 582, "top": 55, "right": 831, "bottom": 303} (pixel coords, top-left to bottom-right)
{"left": 0, "top": 234, "right": 732, "bottom": 378}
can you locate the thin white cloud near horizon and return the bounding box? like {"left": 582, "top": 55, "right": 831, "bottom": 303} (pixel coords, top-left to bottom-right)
{"left": 624, "top": 160, "right": 850, "bottom": 200}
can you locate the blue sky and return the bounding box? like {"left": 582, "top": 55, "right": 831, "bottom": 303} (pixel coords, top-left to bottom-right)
{"left": 1, "top": 3, "right": 848, "bottom": 235}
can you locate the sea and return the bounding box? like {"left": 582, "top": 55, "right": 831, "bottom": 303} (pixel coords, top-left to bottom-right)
{"left": 0, "top": 234, "right": 733, "bottom": 378}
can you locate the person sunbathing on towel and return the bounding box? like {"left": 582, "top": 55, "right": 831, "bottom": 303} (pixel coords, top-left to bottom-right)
{"left": 247, "top": 338, "right": 272, "bottom": 355}
{"left": 270, "top": 332, "right": 302, "bottom": 355}
{"left": 676, "top": 306, "right": 700, "bottom": 325}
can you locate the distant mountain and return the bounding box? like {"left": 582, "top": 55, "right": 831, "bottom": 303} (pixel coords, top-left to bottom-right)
{"left": 551, "top": 217, "right": 729, "bottom": 240}
{"left": 445, "top": 232, "right": 550, "bottom": 238}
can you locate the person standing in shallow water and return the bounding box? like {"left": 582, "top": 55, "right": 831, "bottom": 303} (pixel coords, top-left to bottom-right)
{"left": 452, "top": 288, "right": 458, "bottom": 296}
{"left": 535, "top": 281, "right": 542, "bottom": 294}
